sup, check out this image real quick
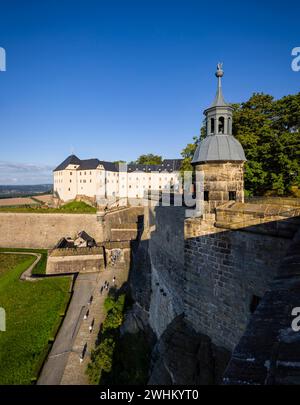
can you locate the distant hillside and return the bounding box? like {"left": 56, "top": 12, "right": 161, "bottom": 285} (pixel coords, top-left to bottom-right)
{"left": 0, "top": 185, "right": 53, "bottom": 199}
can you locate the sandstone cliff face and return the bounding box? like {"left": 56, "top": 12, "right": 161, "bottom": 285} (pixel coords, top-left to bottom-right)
{"left": 148, "top": 315, "right": 230, "bottom": 385}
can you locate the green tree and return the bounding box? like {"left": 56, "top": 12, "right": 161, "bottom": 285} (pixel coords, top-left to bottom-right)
{"left": 233, "top": 92, "right": 300, "bottom": 195}
{"left": 179, "top": 136, "right": 198, "bottom": 177}
{"left": 135, "top": 154, "right": 163, "bottom": 165}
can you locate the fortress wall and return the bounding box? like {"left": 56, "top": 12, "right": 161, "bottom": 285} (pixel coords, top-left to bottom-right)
{"left": 184, "top": 216, "right": 295, "bottom": 351}
{"left": 0, "top": 213, "right": 104, "bottom": 249}
{"left": 46, "top": 254, "right": 105, "bottom": 274}
{"left": 143, "top": 205, "right": 298, "bottom": 352}
{"left": 145, "top": 206, "right": 186, "bottom": 337}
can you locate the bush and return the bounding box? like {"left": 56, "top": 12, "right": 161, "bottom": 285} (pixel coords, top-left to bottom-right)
{"left": 86, "top": 294, "right": 126, "bottom": 384}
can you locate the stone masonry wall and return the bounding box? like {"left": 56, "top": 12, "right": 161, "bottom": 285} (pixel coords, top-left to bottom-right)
{"left": 0, "top": 213, "right": 104, "bottom": 248}
{"left": 184, "top": 216, "right": 295, "bottom": 351}
{"left": 195, "top": 162, "right": 244, "bottom": 212}
{"left": 146, "top": 206, "right": 186, "bottom": 338}
{"left": 46, "top": 254, "right": 105, "bottom": 274}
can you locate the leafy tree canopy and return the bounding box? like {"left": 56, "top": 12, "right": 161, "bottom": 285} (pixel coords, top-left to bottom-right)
{"left": 134, "top": 154, "right": 163, "bottom": 165}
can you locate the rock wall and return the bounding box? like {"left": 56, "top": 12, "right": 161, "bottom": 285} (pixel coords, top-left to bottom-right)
{"left": 146, "top": 207, "right": 186, "bottom": 338}
{"left": 224, "top": 228, "right": 300, "bottom": 385}
{"left": 0, "top": 213, "right": 104, "bottom": 248}
{"left": 148, "top": 315, "right": 230, "bottom": 385}
{"left": 184, "top": 216, "right": 292, "bottom": 351}
{"left": 127, "top": 202, "right": 300, "bottom": 384}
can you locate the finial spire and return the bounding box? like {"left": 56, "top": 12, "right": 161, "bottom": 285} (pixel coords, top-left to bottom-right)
{"left": 210, "top": 62, "right": 227, "bottom": 107}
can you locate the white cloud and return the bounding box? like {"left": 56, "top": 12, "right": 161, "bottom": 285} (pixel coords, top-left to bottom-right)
{"left": 0, "top": 161, "right": 53, "bottom": 185}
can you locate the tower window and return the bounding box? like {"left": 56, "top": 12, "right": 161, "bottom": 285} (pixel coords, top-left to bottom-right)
{"left": 204, "top": 191, "right": 209, "bottom": 201}
{"left": 228, "top": 117, "right": 232, "bottom": 134}
{"left": 229, "top": 191, "right": 236, "bottom": 201}
{"left": 218, "top": 117, "right": 225, "bottom": 134}
{"left": 210, "top": 118, "right": 215, "bottom": 134}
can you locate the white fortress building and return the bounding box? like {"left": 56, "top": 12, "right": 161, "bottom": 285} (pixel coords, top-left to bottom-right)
{"left": 53, "top": 155, "right": 183, "bottom": 204}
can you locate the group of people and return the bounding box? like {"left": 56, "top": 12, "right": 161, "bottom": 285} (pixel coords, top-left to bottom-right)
{"left": 100, "top": 276, "right": 116, "bottom": 294}
{"left": 79, "top": 276, "right": 117, "bottom": 363}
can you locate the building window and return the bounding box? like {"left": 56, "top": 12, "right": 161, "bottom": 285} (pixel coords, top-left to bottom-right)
{"left": 84, "top": 172, "right": 86, "bottom": 175}
{"left": 228, "top": 117, "right": 232, "bottom": 134}
{"left": 204, "top": 191, "right": 209, "bottom": 201}
{"left": 229, "top": 191, "right": 236, "bottom": 201}
{"left": 250, "top": 295, "right": 261, "bottom": 314}
{"left": 218, "top": 116, "right": 225, "bottom": 134}
{"left": 210, "top": 118, "right": 215, "bottom": 134}
{"left": 90, "top": 171, "right": 92, "bottom": 175}
{"left": 70, "top": 172, "right": 72, "bottom": 175}
{"left": 70, "top": 179, "right": 72, "bottom": 183}
{"left": 90, "top": 179, "right": 92, "bottom": 183}
{"left": 68, "top": 188, "right": 70, "bottom": 191}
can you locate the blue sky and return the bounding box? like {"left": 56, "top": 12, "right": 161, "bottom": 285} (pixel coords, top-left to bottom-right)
{"left": 0, "top": 0, "right": 299, "bottom": 184}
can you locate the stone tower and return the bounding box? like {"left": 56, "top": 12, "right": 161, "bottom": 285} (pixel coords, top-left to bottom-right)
{"left": 192, "top": 63, "right": 246, "bottom": 214}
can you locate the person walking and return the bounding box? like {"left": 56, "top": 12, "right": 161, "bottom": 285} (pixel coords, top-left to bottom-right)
{"left": 89, "top": 318, "right": 95, "bottom": 333}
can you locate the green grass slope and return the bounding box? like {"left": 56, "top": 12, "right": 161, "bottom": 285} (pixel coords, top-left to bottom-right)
{"left": 0, "top": 253, "right": 71, "bottom": 384}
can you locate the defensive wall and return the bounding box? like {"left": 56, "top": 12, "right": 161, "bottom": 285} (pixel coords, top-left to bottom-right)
{"left": 0, "top": 213, "right": 104, "bottom": 248}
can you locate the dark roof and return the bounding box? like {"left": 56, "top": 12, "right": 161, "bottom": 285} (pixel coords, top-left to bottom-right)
{"left": 127, "top": 159, "right": 183, "bottom": 173}
{"left": 77, "top": 231, "right": 95, "bottom": 242}
{"left": 54, "top": 156, "right": 182, "bottom": 173}
{"left": 78, "top": 159, "right": 101, "bottom": 170}
{"left": 99, "top": 161, "right": 119, "bottom": 172}
{"left": 55, "top": 237, "right": 75, "bottom": 249}
{"left": 53, "top": 155, "right": 81, "bottom": 172}
{"left": 192, "top": 135, "right": 246, "bottom": 164}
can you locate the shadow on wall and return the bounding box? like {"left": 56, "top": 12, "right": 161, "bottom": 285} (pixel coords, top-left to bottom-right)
{"left": 223, "top": 227, "right": 300, "bottom": 385}
{"left": 91, "top": 203, "right": 300, "bottom": 385}
{"left": 131, "top": 204, "right": 300, "bottom": 385}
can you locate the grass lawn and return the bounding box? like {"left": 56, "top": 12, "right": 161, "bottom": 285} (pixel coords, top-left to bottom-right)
{"left": 0, "top": 201, "right": 97, "bottom": 214}
{"left": 0, "top": 253, "right": 71, "bottom": 384}
{"left": 0, "top": 248, "right": 48, "bottom": 275}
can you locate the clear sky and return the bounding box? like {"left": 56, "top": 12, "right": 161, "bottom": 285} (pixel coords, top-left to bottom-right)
{"left": 0, "top": 0, "right": 299, "bottom": 184}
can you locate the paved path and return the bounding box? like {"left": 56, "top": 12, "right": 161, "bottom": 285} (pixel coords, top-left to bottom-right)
{"left": 2, "top": 251, "right": 41, "bottom": 281}
{"left": 38, "top": 265, "right": 128, "bottom": 385}
{"left": 60, "top": 265, "right": 128, "bottom": 385}
{"left": 37, "top": 272, "right": 99, "bottom": 385}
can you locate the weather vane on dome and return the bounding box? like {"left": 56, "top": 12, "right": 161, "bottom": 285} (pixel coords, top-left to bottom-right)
{"left": 216, "top": 62, "right": 224, "bottom": 78}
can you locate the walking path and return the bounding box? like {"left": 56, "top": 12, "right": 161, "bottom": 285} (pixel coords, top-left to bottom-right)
{"left": 2, "top": 251, "right": 41, "bottom": 281}
{"left": 60, "top": 265, "right": 127, "bottom": 385}
{"left": 38, "top": 265, "right": 128, "bottom": 385}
